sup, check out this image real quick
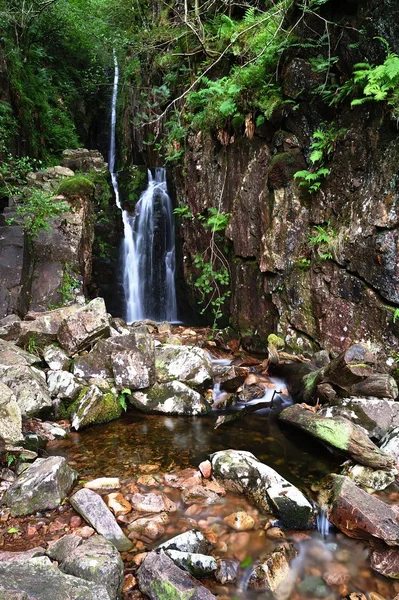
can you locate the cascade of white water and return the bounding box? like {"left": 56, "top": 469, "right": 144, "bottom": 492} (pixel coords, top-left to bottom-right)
{"left": 109, "top": 53, "right": 177, "bottom": 323}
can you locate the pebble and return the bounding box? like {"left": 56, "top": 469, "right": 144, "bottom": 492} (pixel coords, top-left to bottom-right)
{"left": 122, "top": 574, "right": 137, "bottom": 593}
{"left": 70, "top": 515, "right": 82, "bottom": 528}
{"left": 223, "top": 511, "right": 255, "bottom": 532}
{"left": 130, "top": 492, "right": 177, "bottom": 513}
{"left": 138, "top": 464, "right": 160, "bottom": 474}
{"left": 77, "top": 526, "right": 95, "bottom": 538}
{"left": 136, "top": 475, "right": 158, "bottom": 486}
{"left": 322, "top": 562, "right": 350, "bottom": 586}
{"left": 199, "top": 460, "right": 212, "bottom": 479}
{"left": 84, "top": 477, "right": 120, "bottom": 491}
{"left": 265, "top": 526, "right": 285, "bottom": 539}
{"left": 105, "top": 492, "right": 132, "bottom": 516}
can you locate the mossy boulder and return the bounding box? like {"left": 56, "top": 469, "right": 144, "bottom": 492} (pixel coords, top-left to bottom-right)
{"left": 155, "top": 345, "right": 212, "bottom": 390}
{"left": 71, "top": 385, "right": 122, "bottom": 430}
{"left": 57, "top": 175, "right": 95, "bottom": 199}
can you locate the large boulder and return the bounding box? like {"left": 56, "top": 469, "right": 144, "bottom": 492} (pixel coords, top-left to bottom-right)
{"left": 13, "top": 306, "right": 80, "bottom": 348}
{"left": 57, "top": 298, "right": 110, "bottom": 355}
{"left": 0, "top": 365, "right": 52, "bottom": 417}
{"left": 0, "top": 339, "right": 38, "bottom": 366}
{"left": 47, "top": 370, "right": 82, "bottom": 400}
{"left": 43, "top": 344, "right": 71, "bottom": 371}
{"left": 279, "top": 404, "right": 395, "bottom": 470}
{"left": 155, "top": 345, "right": 213, "bottom": 390}
{"left": 69, "top": 488, "right": 133, "bottom": 552}
{"left": 137, "top": 551, "right": 216, "bottom": 600}
{"left": 53, "top": 535, "right": 123, "bottom": 600}
{"left": 327, "top": 475, "right": 399, "bottom": 546}
{"left": 380, "top": 427, "right": 399, "bottom": 466}
{"left": 211, "top": 449, "right": 314, "bottom": 529}
{"left": 70, "top": 386, "right": 123, "bottom": 430}
{"left": 131, "top": 381, "right": 211, "bottom": 415}
{"left": 0, "top": 556, "right": 110, "bottom": 599}
{"left": 2, "top": 456, "right": 78, "bottom": 516}
{"left": 0, "top": 382, "right": 22, "bottom": 444}
{"left": 320, "top": 397, "right": 399, "bottom": 441}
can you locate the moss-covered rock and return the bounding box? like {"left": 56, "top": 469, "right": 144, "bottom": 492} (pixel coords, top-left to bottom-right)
{"left": 57, "top": 175, "right": 95, "bottom": 198}
{"left": 131, "top": 381, "right": 211, "bottom": 415}
{"left": 71, "top": 385, "right": 123, "bottom": 430}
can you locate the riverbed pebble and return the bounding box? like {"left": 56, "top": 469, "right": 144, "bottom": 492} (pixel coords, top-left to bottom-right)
{"left": 223, "top": 511, "right": 255, "bottom": 531}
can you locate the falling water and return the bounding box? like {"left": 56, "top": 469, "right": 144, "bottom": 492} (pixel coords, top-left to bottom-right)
{"left": 109, "top": 52, "right": 177, "bottom": 323}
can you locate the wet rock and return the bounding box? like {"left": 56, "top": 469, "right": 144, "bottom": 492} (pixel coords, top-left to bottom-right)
{"left": 296, "top": 575, "right": 330, "bottom": 598}
{"left": 280, "top": 404, "right": 395, "bottom": 470}
{"left": 131, "top": 381, "right": 211, "bottom": 415}
{"left": 0, "top": 365, "right": 52, "bottom": 417}
{"left": 164, "top": 550, "right": 217, "bottom": 578}
{"left": 327, "top": 475, "right": 399, "bottom": 546}
{"left": 47, "top": 370, "right": 82, "bottom": 400}
{"left": 2, "top": 456, "right": 78, "bottom": 516}
{"left": 345, "top": 463, "right": 397, "bottom": 491}
{"left": 223, "top": 511, "right": 255, "bottom": 531}
{"left": 43, "top": 344, "right": 71, "bottom": 371}
{"left": 198, "top": 460, "right": 212, "bottom": 479}
{"left": 215, "top": 559, "right": 239, "bottom": 584}
{"left": 211, "top": 449, "right": 314, "bottom": 529}
{"left": 137, "top": 551, "right": 216, "bottom": 600}
{"left": 164, "top": 468, "right": 202, "bottom": 489}
{"left": 320, "top": 397, "right": 399, "bottom": 441}
{"left": 69, "top": 488, "right": 133, "bottom": 551}
{"left": 155, "top": 345, "right": 213, "bottom": 390}
{"left": 371, "top": 548, "right": 399, "bottom": 579}
{"left": 322, "top": 562, "right": 350, "bottom": 587}
{"left": 71, "top": 385, "right": 122, "bottom": 430}
{"left": 57, "top": 298, "right": 110, "bottom": 355}
{"left": 0, "top": 556, "right": 110, "bottom": 599}
{"left": 0, "top": 381, "right": 22, "bottom": 444}
{"left": 216, "top": 366, "right": 248, "bottom": 393}
{"left": 380, "top": 427, "right": 399, "bottom": 465}
{"left": 181, "top": 485, "right": 221, "bottom": 506}
{"left": 129, "top": 492, "right": 177, "bottom": 513}
{"left": 105, "top": 492, "right": 132, "bottom": 516}
{"left": 58, "top": 535, "right": 123, "bottom": 600}
{"left": 84, "top": 477, "right": 121, "bottom": 491}
{"left": 248, "top": 542, "right": 297, "bottom": 592}
{"left": 127, "top": 513, "right": 169, "bottom": 541}
{"left": 157, "top": 530, "right": 212, "bottom": 554}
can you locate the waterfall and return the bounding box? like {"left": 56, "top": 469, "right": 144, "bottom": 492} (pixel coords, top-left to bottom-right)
{"left": 109, "top": 52, "right": 177, "bottom": 324}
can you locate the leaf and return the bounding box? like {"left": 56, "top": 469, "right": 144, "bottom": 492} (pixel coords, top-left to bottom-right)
{"left": 7, "top": 527, "right": 20, "bottom": 534}
{"left": 309, "top": 149, "right": 323, "bottom": 163}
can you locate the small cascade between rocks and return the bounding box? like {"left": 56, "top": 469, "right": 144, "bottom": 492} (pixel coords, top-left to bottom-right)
{"left": 109, "top": 52, "right": 177, "bottom": 323}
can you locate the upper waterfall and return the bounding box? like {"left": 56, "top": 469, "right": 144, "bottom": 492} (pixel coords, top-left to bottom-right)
{"left": 109, "top": 52, "right": 177, "bottom": 323}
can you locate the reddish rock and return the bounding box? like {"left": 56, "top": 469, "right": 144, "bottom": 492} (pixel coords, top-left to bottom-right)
{"left": 130, "top": 492, "right": 177, "bottom": 514}
{"left": 371, "top": 548, "right": 399, "bottom": 579}
{"left": 77, "top": 525, "right": 95, "bottom": 538}
{"left": 70, "top": 515, "right": 82, "bottom": 528}
{"left": 164, "top": 469, "right": 202, "bottom": 489}
{"left": 198, "top": 460, "right": 212, "bottom": 479}
{"left": 328, "top": 475, "right": 399, "bottom": 546}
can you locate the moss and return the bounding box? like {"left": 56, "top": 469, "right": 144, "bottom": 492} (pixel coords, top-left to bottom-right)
{"left": 57, "top": 175, "right": 95, "bottom": 198}
{"left": 311, "top": 420, "right": 350, "bottom": 451}
{"left": 267, "top": 333, "right": 284, "bottom": 348}
{"left": 150, "top": 579, "right": 195, "bottom": 600}
{"left": 97, "top": 392, "right": 123, "bottom": 423}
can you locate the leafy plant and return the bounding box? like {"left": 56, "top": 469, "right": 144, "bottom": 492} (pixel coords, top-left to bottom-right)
{"left": 118, "top": 388, "right": 131, "bottom": 411}
{"left": 24, "top": 335, "right": 40, "bottom": 357}
{"left": 12, "top": 189, "right": 68, "bottom": 239}
{"left": 173, "top": 205, "right": 193, "bottom": 219}
{"left": 309, "top": 223, "right": 337, "bottom": 260}
{"left": 351, "top": 38, "right": 399, "bottom": 118}
{"left": 7, "top": 527, "right": 20, "bottom": 534}
{"left": 57, "top": 264, "right": 80, "bottom": 306}
{"left": 294, "top": 125, "right": 345, "bottom": 193}
{"left": 393, "top": 308, "right": 399, "bottom": 324}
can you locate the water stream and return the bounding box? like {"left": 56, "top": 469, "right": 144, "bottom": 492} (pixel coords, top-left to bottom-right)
{"left": 109, "top": 53, "right": 177, "bottom": 323}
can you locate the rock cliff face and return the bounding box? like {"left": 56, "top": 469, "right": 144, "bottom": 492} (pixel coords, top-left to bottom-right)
{"left": 168, "top": 0, "right": 399, "bottom": 366}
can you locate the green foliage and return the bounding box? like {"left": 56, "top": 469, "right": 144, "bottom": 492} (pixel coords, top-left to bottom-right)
{"left": 294, "top": 125, "right": 345, "bottom": 193}
{"left": 350, "top": 39, "right": 399, "bottom": 119}
{"left": 204, "top": 207, "right": 230, "bottom": 232}
{"left": 57, "top": 263, "right": 80, "bottom": 306}
{"left": 296, "top": 256, "right": 311, "bottom": 269}
{"left": 309, "top": 223, "right": 337, "bottom": 260}
{"left": 118, "top": 388, "right": 131, "bottom": 411}
{"left": 393, "top": 308, "right": 399, "bottom": 324}
{"left": 12, "top": 188, "right": 69, "bottom": 239}
{"left": 173, "top": 205, "right": 193, "bottom": 219}
{"left": 24, "top": 335, "right": 41, "bottom": 357}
